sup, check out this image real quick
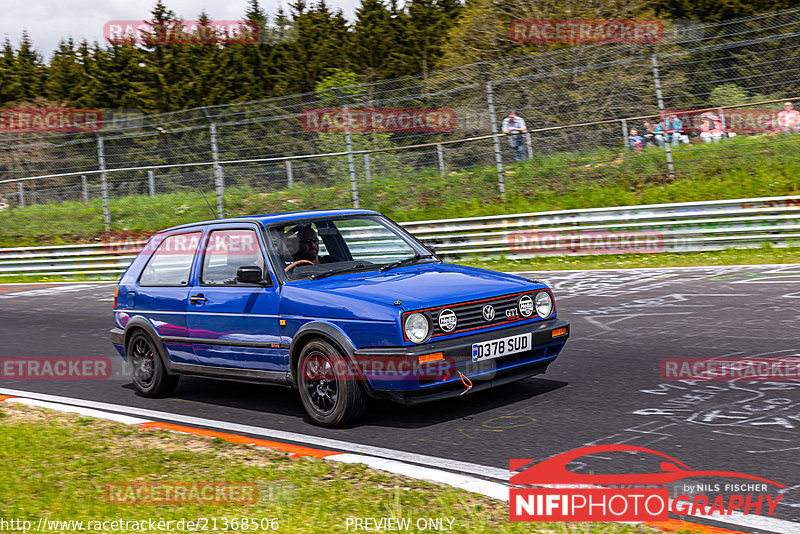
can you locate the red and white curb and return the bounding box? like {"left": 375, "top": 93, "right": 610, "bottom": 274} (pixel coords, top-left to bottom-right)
{"left": 2, "top": 389, "right": 798, "bottom": 534}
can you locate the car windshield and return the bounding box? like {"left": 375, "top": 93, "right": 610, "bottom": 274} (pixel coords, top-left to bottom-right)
{"left": 267, "top": 215, "right": 433, "bottom": 281}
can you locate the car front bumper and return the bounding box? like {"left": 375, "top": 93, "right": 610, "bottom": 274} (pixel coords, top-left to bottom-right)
{"left": 354, "top": 318, "right": 569, "bottom": 404}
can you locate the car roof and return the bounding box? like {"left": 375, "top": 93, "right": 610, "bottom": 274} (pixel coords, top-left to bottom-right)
{"left": 157, "top": 208, "right": 381, "bottom": 234}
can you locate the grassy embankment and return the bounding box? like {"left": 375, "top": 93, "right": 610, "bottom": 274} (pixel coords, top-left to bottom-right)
{"left": 0, "top": 403, "right": 670, "bottom": 534}
{"left": 0, "top": 134, "right": 798, "bottom": 281}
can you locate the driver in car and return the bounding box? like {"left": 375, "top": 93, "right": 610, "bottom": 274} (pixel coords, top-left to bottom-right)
{"left": 294, "top": 226, "right": 323, "bottom": 264}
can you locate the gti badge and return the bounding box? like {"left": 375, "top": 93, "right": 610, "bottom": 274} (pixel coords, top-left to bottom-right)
{"left": 482, "top": 304, "right": 496, "bottom": 322}
{"left": 438, "top": 308, "right": 458, "bottom": 332}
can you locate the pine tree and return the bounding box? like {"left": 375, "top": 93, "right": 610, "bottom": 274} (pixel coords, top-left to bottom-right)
{"left": 351, "top": 0, "right": 397, "bottom": 80}
{"left": 13, "top": 32, "right": 46, "bottom": 101}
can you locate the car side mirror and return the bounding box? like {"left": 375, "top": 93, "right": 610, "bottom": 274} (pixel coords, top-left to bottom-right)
{"left": 426, "top": 245, "right": 437, "bottom": 255}
{"left": 236, "top": 265, "right": 263, "bottom": 284}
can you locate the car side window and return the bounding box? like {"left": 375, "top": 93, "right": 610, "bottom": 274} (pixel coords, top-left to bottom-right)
{"left": 138, "top": 232, "right": 201, "bottom": 286}
{"left": 201, "top": 228, "right": 267, "bottom": 286}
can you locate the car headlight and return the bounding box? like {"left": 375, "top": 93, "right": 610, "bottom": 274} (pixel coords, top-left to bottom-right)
{"left": 535, "top": 291, "right": 553, "bottom": 318}
{"left": 404, "top": 313, "right": 430, "bottom": 344}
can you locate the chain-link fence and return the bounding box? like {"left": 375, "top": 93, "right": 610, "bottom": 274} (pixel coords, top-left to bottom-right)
{"left": 2, "top": 8, "right": 800, "bottom": 241}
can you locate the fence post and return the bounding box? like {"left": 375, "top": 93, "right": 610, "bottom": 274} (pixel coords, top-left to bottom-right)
{"left": 335, "top": 88, "right": 359, "bottom": 208}
{"left": 525, "top": 132, "right": 533, "bottom": 159}
{"left": 649, "top": 49, "right": 675, "bottom": 178}
{"left": 81, "top": 175, "right": 89, "bottom": 203}
{"left": 364, "top": 153, "right": 371, "bottom": 183}
{"left": 148, "top": 170, "right": 155, "bottom": 197}
{"left": 436, "top": 143, "right": 445, "bottom": 179}
{"left": 479, "top": 64, "right": 505, "bottom": 198}
{"left": 621, "top": 119, "right": 630, "bottom": 151}
{"left": 96, "top": 134, "right": 111, "bottom": 231}
{"left": 286, "top": 160, "right": 294, "bottom": 188}
{"left": 202, "top": 108, "right": 225, "bottom": 218}
{"left": 17, "top": 182, "right": 25, "bottom": 209}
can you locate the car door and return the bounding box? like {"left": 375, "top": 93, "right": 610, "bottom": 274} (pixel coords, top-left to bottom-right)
{"left": 133, "top": 229, "right": 203, "bottom": 364}
{"left": 185, "top": 224, "right": 285, "bottom": 370}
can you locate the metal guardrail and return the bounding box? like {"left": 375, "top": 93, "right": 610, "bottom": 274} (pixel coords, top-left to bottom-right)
{"left": 1, "top": 194, "right": 798, "bottom": 278}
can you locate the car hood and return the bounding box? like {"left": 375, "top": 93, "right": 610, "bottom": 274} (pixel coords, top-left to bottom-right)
{"left": 294, "top": 262, "right": 547, "bottom": 310}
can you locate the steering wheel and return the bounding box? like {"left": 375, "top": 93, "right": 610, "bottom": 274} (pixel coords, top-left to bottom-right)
{"left": 285, "top": 260, "right": 315, "bottom": 273}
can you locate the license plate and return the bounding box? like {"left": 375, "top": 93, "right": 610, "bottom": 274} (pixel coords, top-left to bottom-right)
{"left": 472, "top": 333, "right": 531, "bottom": 362}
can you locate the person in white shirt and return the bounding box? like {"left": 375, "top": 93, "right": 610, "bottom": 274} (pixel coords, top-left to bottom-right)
{"left": 501, "top": 110, "right": 528, "bottom": 161}
{"left": 777, "top": 101, "right": 800, "bottom": 134}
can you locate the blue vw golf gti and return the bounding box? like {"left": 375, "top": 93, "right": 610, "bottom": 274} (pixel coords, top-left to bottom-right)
{"left": 111, "top": 209, "right": 569, "bottom": 426}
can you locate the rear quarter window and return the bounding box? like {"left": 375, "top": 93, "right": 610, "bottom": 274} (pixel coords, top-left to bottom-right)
{"left": 138, "top": 232, "right": 202, "bottom": 286}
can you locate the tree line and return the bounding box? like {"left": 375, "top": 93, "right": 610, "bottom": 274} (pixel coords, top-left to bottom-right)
{"left": 0, "top": 0, "right": 792, "bottom": 113}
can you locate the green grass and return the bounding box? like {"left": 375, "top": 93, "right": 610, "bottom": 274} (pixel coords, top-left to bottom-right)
{"left": 0, "top": 403, "right": 662, "bottom": 533}
{"left": 1, "top": 133, "right": 799, "bottom": 248}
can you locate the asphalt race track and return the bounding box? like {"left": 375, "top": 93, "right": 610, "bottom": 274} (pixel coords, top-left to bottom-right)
{"left": 1, "top": 264, "right": 799, "bottom": 531}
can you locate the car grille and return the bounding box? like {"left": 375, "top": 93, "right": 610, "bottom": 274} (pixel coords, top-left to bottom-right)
{"left": 415, "top": 290, "right": 549, "bottom": 338}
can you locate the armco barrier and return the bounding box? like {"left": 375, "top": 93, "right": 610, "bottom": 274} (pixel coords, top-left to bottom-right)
{"left": 1, "top": 194, "right": 798, "bottom": 277}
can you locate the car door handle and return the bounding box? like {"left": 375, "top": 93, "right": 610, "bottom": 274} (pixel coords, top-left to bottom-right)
{"left": 190, "top": 294, "right": 207, "bottom": 304}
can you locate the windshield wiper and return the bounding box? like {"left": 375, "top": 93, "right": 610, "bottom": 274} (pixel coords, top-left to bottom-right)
{"left": 379, "top": 253, "right": 436, "bottom": 273}
{"left": 310, "top": 263, "right": 368, "bottom": 280}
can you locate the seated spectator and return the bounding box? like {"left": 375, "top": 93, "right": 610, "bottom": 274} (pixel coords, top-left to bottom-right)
{"left": 640, "top": 121, "right": 657, "bottom": 147}
{"left": 778, "top": 101, "right": 800, "bottom": 134}
{"left": 628, "top": 129, "right": 644, "bottom": 152}
{"left": 654, "top": 114, "right": 684, "bottom": 147}
{"left": 0, "top": 195, "right": 8, "bottom": 210}
{"left": 699, "top": 112, "right": 724, "bottom": 143}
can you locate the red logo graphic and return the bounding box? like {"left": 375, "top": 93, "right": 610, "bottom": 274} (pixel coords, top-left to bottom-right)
{"left": 666, "top": 109, "right": 791, "bottom": 134}
{"left": 510, "top": 445, "right": 785, "bottom": 522}
{"left": 0, "top": 109, "right": 103, "bottom": 132}
{"left": 509, "top": 19, "right": 663, "bottom": 44}
{"left": 104, "top": 20, "right": 258, "bottom": 45}
{"left": 300, "top": 108, "right": 456, "bottom": 133}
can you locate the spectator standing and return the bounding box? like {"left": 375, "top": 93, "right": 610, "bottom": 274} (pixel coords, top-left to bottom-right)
{"left": 777, "top": 101, "right": 800, "bottom": 134}
{"left": 654, "top": 114, "right": 684, "bottom": 147}
{"left": 628, "top": 129, "right": 644, "bottom": 152}
{"left": 502, "top": 110, "right": 528, "bottom": 162}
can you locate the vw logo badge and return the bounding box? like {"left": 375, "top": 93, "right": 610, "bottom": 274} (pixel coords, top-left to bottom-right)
{"left": 482, "top": 304, "right": 496, "bottom": 322}
{"left": 438, "top": 309, "right": 458, "bottom": 332}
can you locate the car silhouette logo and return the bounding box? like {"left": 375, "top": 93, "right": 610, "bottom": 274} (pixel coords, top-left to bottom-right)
{"left": 510, "top": 444, "right": 786, "bottom": 487}
{"left": 438, "top": 309, "right": 457, "bottom": 332}
{"left": 482, "top": 305, "right": 496, "bottom": 321}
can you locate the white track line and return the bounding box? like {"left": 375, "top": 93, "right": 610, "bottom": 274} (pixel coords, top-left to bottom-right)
{"left": 3, "top": 388, "right": 799, "bottom": 533}
{"left": 0, "top": 387, "right": 508, "bottom": 481}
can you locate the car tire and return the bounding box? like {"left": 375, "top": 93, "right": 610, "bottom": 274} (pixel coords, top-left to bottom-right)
{"left": 296, "top": 339, "right": 367, "bottom": 427}
{"left": 127, "top": 330, "right": 179, "bottom": 398}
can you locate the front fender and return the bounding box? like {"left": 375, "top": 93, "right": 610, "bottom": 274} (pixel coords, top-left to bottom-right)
{"left": 289, "top": 322, "right": 364, "bottom": 387}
